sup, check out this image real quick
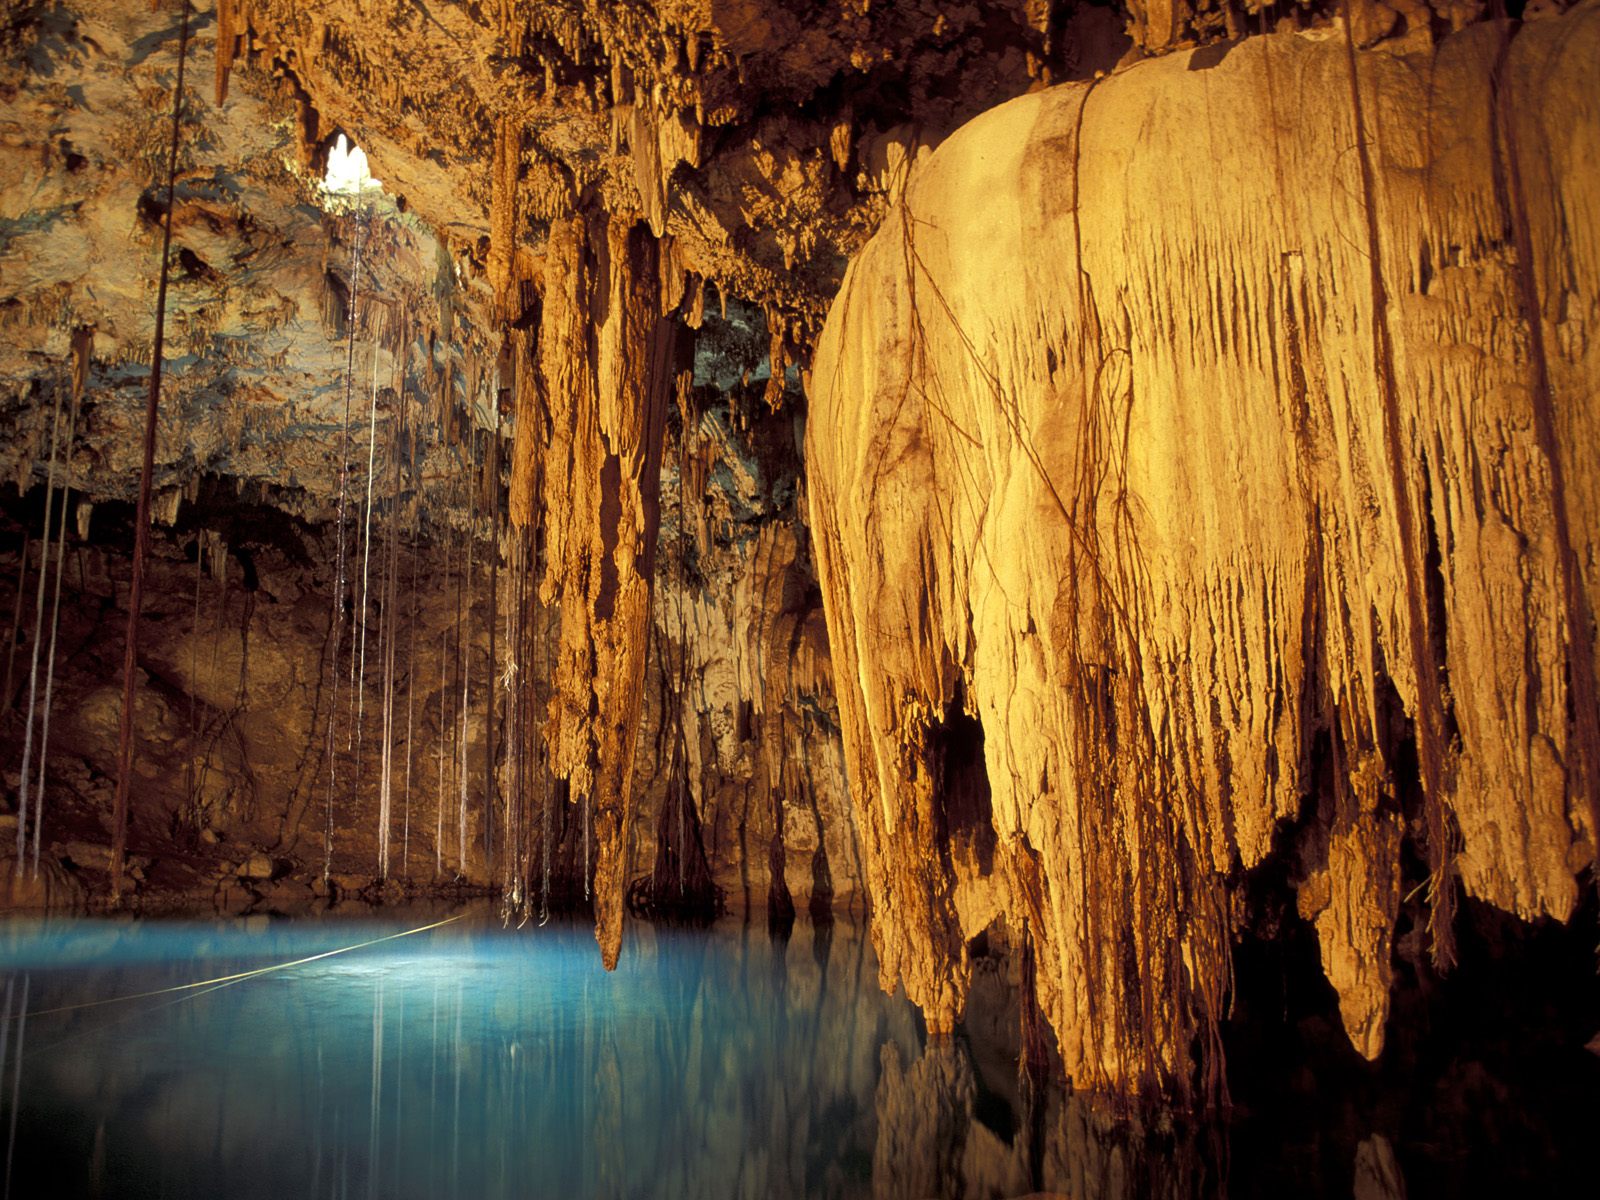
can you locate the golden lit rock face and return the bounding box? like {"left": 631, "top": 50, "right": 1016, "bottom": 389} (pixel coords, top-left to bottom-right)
{"left": 208, "top": 0, "right": 1071, "bottom": 343}
{"left": 809, "top": 10, "right": 1600, "bottom": 1100}
{"left": 5, "top": 0, "right": 1596, "bottom": 1098}
{"left": 534, "top": 215, "right": 678, "bottom": 965}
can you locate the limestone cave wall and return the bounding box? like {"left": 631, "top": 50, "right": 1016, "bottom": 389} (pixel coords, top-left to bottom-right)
{"left": 0, "top": 0, "right": 862, "bottom": 924}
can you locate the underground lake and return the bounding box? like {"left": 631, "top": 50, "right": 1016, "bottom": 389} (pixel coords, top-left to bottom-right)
{"left": 0, "top": 907, "right": 1595, "bottom": 1199}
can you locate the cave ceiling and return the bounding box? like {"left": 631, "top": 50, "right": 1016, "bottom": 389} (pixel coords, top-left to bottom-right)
{"left": 0, "top": 0, "right": 1508, "bottom": 519}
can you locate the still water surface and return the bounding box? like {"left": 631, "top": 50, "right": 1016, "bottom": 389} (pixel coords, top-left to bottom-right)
{"left": 0, "top": 914, "right": 1051, "bottom": 1199}
{"left": 0, "top": 911, "right": 1591, "bottom": 1198}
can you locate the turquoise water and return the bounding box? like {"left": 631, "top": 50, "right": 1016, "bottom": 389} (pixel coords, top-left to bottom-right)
{"left": 0, "top": 914, "right": 1035, "bottom": 1200}
{"left": 0, "top": 912, "right": 1591, "bottom": 1198}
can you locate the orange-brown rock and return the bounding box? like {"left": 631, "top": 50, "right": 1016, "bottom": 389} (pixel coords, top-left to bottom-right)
{"left": 808, "top": 9, "right": 1600, "bottom": 1100}
{"left": 534, "top": 214, "right": 678, "bottom": 966}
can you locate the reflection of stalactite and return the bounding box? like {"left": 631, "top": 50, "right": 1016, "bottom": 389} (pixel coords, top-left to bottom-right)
{"left": 872, "top": 1039, "right": 973, "bottom": 1200}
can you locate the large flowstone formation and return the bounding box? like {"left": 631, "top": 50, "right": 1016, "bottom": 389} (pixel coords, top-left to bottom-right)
{"left": 808, "top": 10, "right": 1600, "bottom": 1100}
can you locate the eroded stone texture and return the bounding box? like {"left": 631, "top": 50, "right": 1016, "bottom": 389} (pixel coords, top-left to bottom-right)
{"left": 534, "top": 214, "right": 677, "bottom": 965}
{"left": 0, "top": 0, "right": 864, "bottom": 931}
{"left": 205, "top": 0, "right": 1086, "bottom": 347}
{"left": 808, "top": 10, "right": 1600, "bottom": 1099}
{"left": 635, "top": 375, "right": 862, "bottom": 916}
{"left": 3, "top": 0, "right": 1593, "bottom": 1096}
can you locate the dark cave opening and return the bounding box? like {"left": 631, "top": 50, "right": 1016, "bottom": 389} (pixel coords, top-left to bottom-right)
{"left": 927, "top": 685, "right": 997, "bottom": 876}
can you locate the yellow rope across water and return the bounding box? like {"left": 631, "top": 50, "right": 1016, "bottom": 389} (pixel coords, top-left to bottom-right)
{"left": 28, "top": 911, "right": 471, "bottom": 1018}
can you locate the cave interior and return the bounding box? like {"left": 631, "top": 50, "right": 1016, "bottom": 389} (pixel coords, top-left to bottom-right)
{"left": 0, "top": 0, "right": 1597, "bottom": 1196}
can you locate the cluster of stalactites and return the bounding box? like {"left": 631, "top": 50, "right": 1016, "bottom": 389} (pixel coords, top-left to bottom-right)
{"left": 495, "top": 197, "right": 691, "bottom": 965}
{"left": 806, "top": 7, "right": 1600, "bottom": 1106}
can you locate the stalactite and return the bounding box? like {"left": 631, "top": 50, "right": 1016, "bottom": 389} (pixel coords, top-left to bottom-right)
{"left": 3, "top": 973, "right": 28, "bottom": 1195}
{"left": 501, "top": 311, "right": 540, "bottom": 916}
{"left": 30, "top": 337, "right": 87, "bottom": 877}
{"left": 537, "top": 551, "right": 549, "bottom": 924}
{"left": 435, "top": 624, "right": 446, "bottom": 881}
{"left": 447, "top": 481, "right": 462, "bottom": 873}
{"left": 208, "top": 541, "right": 225, "bottom": 686}
{"left": 1338, "top": 0, "right": 1457, "bottom": 969}
{"left": 377, "top": 344, "right": 404, "bottom": 880}
{"left": 185, "top": 530, "right": 203, "bottom": 822}
{"left": 457, "top": 430, "right": 477, "bottom": 876}
{"left": 500, "top": 535, "right": 520, "bottom": 920}
{"left": 485, "top": 428, "right": 500, "bottom": 873}
{"left": 325, "top": 203, "right": 366, "bottom": 885}
{"left": 1489, "top": 17, "right": 1600, "bottom": 904}
{"left": 112, "top": 0, "right": 191, "bottom": 900}
{"left": 354, "top": 328, "right": 383, "bottom": 766}
{"left": 629, "top": 372, "right": 719, "bottom": 919}
{"left": 214, "top": 0, "right": 246, "bottom": 107}
{"left": 403, "top": 366, "right": 419, "bottom": 877}
{"left": 807, "top": 12, "right": 1600, "bottom": 1102}
{"left": 489, "top": 116, "right": 520, "bottom": 325}
{"left": 536, "top": 212, "right": 679, "bottom": 967}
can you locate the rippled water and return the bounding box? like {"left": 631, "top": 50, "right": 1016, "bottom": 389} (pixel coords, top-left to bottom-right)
{"left": 0, "top": 911, "right": 1592, "bottom": 1199}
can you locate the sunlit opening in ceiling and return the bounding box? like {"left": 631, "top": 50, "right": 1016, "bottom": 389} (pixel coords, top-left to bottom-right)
{"left": 322, "top": 133, "right": 381, "bottom": 197}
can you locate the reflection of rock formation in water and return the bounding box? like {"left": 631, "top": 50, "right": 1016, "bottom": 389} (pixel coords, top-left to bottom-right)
{"left": 873, "top": 947, "right": 1218, "bottom": 1200}
{"left": 14, "top": 916, "right": 1218, "bottom": 1199}
{"left": 625, "top": 922, "right": 920, "bottom": 1200}
{"left": 0, "top": 0, "right": 1596, "bottom": 1128}
{"left": 1354, "top": 1135, "right": 1408, "bottom": 1200}
{"left": 5, "top": 908, "right": 1596, "bottom": 1196}
{"left": 7, "top": 919, "right": 916, "bottom": 1198}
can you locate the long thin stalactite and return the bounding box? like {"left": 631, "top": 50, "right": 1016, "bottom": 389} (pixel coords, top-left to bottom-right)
{"left": 324, "top": 198, "right": 369, "bottom": 884}
{"left": 13, "top": 366, "right": 62, "bottom": 876}
{"left": 15, "top": 370, "right": 64, "bottom": 875}
{"left": 486, "top": 428, "right": 500, "bottom": 874}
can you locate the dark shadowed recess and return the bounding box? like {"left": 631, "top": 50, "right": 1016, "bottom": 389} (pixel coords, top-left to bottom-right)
{"left": 945, "top": 881, "right": 1598, "bottom": 1198}
{"left": 1226, "top": 852, "right": 1596, "bottom": 1195}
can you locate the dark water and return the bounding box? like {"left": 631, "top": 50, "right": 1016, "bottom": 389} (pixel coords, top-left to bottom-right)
{"left": 0, "top": 911, "right": 1592, "bottom": 1199}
